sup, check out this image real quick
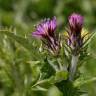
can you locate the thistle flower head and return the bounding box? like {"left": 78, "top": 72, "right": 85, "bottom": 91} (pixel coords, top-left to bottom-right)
{"left": 69, "top": 13, "right": 84, "bottom": 33}
{"left": 32, "top": 17, "right": 56, "bottom": 38}
{"left": 66, "top": 13, "right": 84, "bottom": 55}
{"left": 32, "top": 17, "right": 60, "bottom": 56}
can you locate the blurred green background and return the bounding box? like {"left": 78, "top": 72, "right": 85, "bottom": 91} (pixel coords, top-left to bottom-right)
{"left": 0, "top": 0, "right": 96, "bottom": 96}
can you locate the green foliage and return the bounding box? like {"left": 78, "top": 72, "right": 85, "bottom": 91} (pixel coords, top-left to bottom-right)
{"left": 0, "top": 0, "right": 96, "bottom": 96}
{"left": 55, "top": 80, "right": 85, "bottom": 96}
{"left": 41, "top": 58, "right": 55, "bottom": 79}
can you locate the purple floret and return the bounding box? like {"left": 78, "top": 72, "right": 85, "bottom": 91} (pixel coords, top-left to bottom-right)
{"left": 66, "top": 13, "right": 84, "bottom": 53}
{"left": 32, "top": 17, "right": 56, "bottom": 38}
{"left": 32, "top": 17, "right": 60, "bottom": 56}
{"left": 68, "top": 13, "right": 84, "bottom": 32}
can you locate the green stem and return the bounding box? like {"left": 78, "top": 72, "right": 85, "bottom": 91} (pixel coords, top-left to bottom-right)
{"left": 69, "top": 55, "right": 79, "bottom": 81}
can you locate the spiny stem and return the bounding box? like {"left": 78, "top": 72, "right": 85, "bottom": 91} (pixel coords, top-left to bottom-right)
{"left": 69, "top": 55, "right": 79, "bottom": 81}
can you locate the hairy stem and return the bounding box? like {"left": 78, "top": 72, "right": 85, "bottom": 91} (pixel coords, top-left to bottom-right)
{"left": 69, "top": 55, "right": 79, "bottom": 81}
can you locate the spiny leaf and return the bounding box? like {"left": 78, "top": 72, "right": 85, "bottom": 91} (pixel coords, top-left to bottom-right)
{"left": 0, "top": 31, "right": 33, "bottom": 51}
{"left": 55, "top": 71, "right": 68, "bottom": 82}
{"left": 41, "top": 58, "right": 55, "bottom": 79}
{"left": 74, "top": 77, "right": 96, "bottom": 87}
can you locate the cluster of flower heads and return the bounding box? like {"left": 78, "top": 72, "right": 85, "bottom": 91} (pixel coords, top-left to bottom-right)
{"left": 32, "top": 13, "right": 87, "bottom": 56}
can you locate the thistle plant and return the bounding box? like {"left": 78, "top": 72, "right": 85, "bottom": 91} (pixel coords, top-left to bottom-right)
{"left": 0, "top": 13, "right": 95, "bottom": 96}
{"left": 32, "top": 13, "right": 94, "bottom": 96}
{"left": 67, "top": 13, "right": 84, "bottom": 81}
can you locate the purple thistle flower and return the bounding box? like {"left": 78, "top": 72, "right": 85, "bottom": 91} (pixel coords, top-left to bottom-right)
{"left": 32, "top": 17, "right": 57, "bottom": 38}
{"left": 32, "top": 17, "right": 60, "bottom": 55}
{"left": 69, "top": 13, "right": 84, "bottom": 32}
{"left": 66, "top": 13, "right": 84, "bottom": 55}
